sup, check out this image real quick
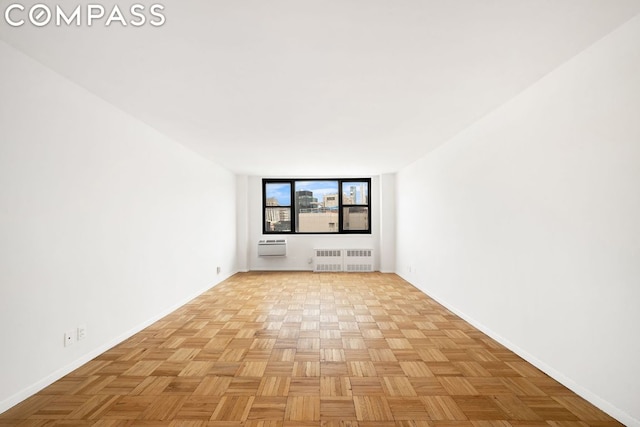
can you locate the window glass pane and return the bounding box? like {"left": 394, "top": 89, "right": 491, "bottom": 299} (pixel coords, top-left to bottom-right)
{"left": 265, "top": 207, "right": 291, "bottom": 232}
{"left": 295, "top": 180, "right": 339, "bottom": 232}
{"left": 342, "top": 182, "right": 369, "bottom": 205}
{"left": 343, "top": 207, "right": 369, "bottom": 231}
{"left": 265, "top": 182, "right": 291, "bottom": 206}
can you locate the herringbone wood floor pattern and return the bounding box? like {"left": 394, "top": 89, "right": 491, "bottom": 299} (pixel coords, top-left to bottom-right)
{"left": 0, "top": 272, "right": 621, "bottom": 426}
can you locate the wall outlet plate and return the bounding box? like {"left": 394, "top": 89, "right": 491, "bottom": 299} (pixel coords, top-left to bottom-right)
{"left": 77, "top": 325, "right": 86, "bottom": 341}
{"left": 64, "top": 330, "right": 75, "bottom": 347}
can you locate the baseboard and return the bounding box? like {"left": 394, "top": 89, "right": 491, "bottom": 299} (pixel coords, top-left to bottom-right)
{"left": 398, "top": 273, "right": 639, "bottom": 427}
{"left": 0, "top": 272, "right": 235, "bottom": 415}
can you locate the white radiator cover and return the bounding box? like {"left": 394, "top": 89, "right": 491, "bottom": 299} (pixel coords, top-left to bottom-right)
{"left": 344, "top": 249, "right": 374, "bottom": 272}
{"left": 313, "top": 249, "right": 344, "bottom": 272}
{"left": 258, "top": 239, "right": 287, "bottom": 256}
{"left": 314, "top": 248, "right": 374, "bottom": 272}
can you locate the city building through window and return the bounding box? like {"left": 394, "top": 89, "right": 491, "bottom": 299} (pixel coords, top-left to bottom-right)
{"left": 263, "top": 178, "right": 371, "bottom": 234}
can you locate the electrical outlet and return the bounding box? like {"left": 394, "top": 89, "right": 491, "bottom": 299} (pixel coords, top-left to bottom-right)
{"left": 216, "top": 266, "right": 221, "bottom": 274}
{"left": 77, "top": 325, "right": 86, "bottom": 341}
{"left": 64, "top": 330, "right": 75, "bottom": 347}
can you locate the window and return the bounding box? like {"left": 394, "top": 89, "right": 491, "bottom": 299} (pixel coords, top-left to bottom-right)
{"left": 263, "top": 178, "right": 371, "bottom": 234}
{"left": 342, "top": 181, "right": 369, "bottom": 231}
{"left": 264, "top": 182, "right": 292, "bottom": 232}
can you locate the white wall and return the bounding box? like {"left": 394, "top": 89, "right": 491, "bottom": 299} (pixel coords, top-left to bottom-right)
{"left": 236, "top": 175, "right": 250, "bottom": 272}
{"left": 245, "top": 175, "right": 393, "bottom": 271}
{"left": 379, "top": 173, "right": 396, "bottom": 273}
{"left": 396, "top": 16, "right": 640, "bottom": 426}
{"left": 0, "top": 41, "right": 237, "bottom": 413}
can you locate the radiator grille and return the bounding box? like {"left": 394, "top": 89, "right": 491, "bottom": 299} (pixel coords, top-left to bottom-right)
{"left": 346, "top": 249, "right": 372, "bottom": 258}
{"left": 315, "top": 263, "right": 343, "bottom": 272}
{"left": 345, "top": 263, "right": 373, "bottom": 272}
{"left": 316, "top": 249, "right": 342, "bottom": 258}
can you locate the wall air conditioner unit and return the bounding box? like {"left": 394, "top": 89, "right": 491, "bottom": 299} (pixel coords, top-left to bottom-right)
{"left": 344, "top": 249, "right": 374, "bottom": 272}
{"left": 258, "top": 239, "right": 287, "bottom": 257}
{"left": 313, "top": 249, "right": 343, "bottom": 272}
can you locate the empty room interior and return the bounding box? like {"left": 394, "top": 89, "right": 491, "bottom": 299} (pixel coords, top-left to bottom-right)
{"left": 1, "top": 1, "right": 639, "bottom": 426}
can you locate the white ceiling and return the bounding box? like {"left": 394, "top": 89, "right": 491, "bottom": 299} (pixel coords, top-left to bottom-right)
{"left": 2, "top": 0, "right": 640, "bottom": 176}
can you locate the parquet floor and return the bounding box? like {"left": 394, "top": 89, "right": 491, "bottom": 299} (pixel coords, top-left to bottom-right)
{"left": 0, "top": 272, "right": 622, "bottom": 426}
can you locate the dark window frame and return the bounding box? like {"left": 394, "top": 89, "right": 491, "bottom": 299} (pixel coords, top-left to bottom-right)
{"left": 264, "top": 180, "right": 293, "bottom": 233}
{"left": 262, "top": 178, "right": 371, "bottom": 235}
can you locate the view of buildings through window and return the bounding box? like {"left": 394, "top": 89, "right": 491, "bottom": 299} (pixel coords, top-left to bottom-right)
{"left": 264, "top": 179, "right": 370, "bottom": 233}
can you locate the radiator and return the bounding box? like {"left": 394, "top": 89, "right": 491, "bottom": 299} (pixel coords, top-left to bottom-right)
{"left": 344, "top": 249, "right": 374, "bottom": 272}
{"left": 314, "top": 249, "right": 374, "bottom": 272}
{"left": 313, "top": 249, "right": 344, "bottom": 272}
{"left": 258, "top": 239, "right": 287, "bottom": 256}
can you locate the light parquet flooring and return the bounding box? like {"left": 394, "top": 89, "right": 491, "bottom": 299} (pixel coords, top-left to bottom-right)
{"left": 0, "top": 272, "right": 622, "bottom": 426}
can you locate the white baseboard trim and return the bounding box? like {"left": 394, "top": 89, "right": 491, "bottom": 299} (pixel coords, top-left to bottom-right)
{"left": 0, "top": 272, "right": 236, "bottom": 415}
{"left": 398, "top": 273, "right": 639, "bottom": 427}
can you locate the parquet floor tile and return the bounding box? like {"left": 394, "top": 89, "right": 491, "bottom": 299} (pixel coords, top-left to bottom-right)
{"left": 0, "top": 272, "right": 622, "bottom": 426}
